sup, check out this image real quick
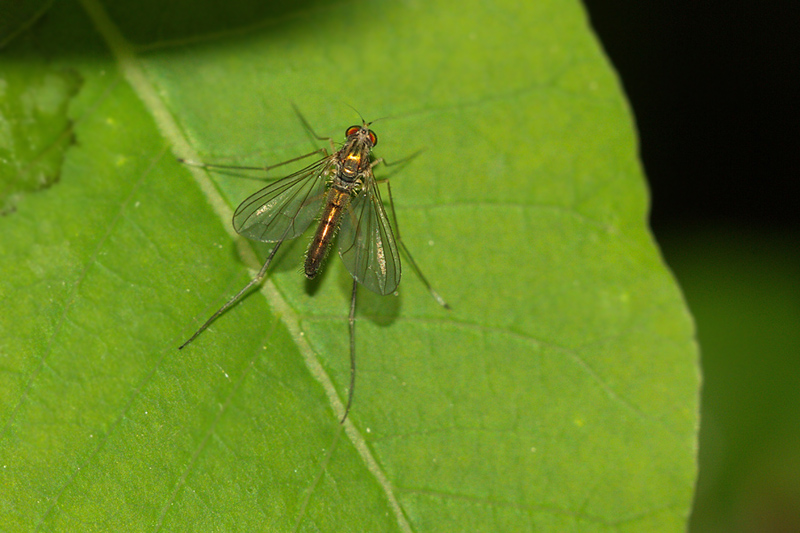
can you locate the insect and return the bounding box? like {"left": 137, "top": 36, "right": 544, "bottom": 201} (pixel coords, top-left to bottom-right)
{"left": 179, "top": 110, "right": 448, "bottom": 421}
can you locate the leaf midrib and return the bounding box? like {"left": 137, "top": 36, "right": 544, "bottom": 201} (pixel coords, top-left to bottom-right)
{"left": 77, "top": 0, "right": 413, "bottom": 530}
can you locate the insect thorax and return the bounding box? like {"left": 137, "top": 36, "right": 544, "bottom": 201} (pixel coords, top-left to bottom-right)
{"left": 330, "top": 171, "right": 365, "bottom": 196}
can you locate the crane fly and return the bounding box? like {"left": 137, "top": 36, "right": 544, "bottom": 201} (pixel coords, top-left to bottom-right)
{"left": 179, "top": 112, "right": 448, "bottom": 421}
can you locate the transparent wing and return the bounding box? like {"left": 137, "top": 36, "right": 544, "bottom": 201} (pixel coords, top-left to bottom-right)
{"left": 338, "top": 177, "right": 402, "bottom": 295}
{"left": 233, "top": 159, "right": 330, "bottom": 242}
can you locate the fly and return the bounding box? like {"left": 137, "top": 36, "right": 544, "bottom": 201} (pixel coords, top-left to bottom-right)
{"left": 179, "top": 110, "right": 449, "bottom": 421}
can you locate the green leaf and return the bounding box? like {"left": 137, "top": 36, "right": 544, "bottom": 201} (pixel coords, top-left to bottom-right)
{"left": 0, "top": 0, "right": 699, "bottom": 530}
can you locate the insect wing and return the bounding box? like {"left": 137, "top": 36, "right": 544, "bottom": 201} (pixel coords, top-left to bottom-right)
{"left": 233, "top": 160, "right": 329, "bottom": 242}
{"left": 339, "top": 179, "right": 401, "bottom": 295}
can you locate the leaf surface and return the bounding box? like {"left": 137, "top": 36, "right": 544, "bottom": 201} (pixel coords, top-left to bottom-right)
{"left": 0, "top": 0, "right": 699, "bottom": 530}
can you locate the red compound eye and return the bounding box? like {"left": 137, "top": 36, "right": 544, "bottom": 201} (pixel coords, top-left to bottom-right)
{"left": 344, "top": 125, "right": 377, "bottom": 146}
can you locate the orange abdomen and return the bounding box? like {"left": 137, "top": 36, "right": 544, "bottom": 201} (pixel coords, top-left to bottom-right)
{"left": 305, "top": 188, "right": 351, "bottom": 279}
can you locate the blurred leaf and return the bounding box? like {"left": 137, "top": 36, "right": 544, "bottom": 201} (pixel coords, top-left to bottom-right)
{"left": 661, "top": 228, "right": 800, "bottom": 533}
{"left": 0, "top": 0, "right": 699, "bottom": 530}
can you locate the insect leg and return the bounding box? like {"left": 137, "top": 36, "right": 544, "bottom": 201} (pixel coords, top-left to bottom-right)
{"left": 177, "top": 147, "right": 327, "bottom": 173}
{"left": 291, "top": 104, "right": 339, "bottom": 154}
{"left": 179, "top": 240, "right": 285, "bottom": 349}
{"left": 341, "top": 279, "right": 358, "bottom": 423}
{"left": 383, "top": 178, "right": 450, "bottom": 309}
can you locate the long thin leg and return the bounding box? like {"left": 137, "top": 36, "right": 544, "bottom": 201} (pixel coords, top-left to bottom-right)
{"left": 384, "top": 179, "right": 450, "bottom": 309}
{"left": 292, "top": 103, "right": 336, "bottom": 143}
{"left": 341, "top": 279, "right": 359, "bottom": 423}
{"left": 179, "top": 240, "right": 285, "bottom": 349}
{"left": 291, "top": 105, "right": 344, "bottom": 161}
{"left": 178, "top": 148, "right": 326, "bottom": 173}
{"left": 370, "top": 150, "right": 424, "bottom": 176}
